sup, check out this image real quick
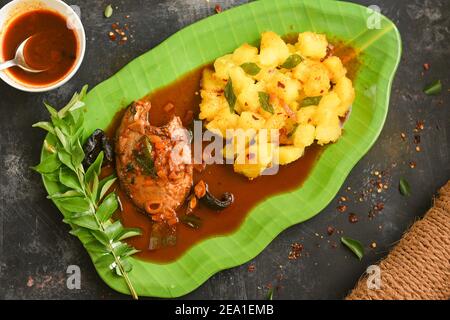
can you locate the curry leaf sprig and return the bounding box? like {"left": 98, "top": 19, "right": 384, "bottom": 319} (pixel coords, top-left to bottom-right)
{"left": 32, "top": 86, "right": 142, "bottom": 299}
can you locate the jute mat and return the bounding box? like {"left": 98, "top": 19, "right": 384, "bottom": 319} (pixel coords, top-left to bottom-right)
{"left": 346, "top": 180, "right": 450, "bottom": 300}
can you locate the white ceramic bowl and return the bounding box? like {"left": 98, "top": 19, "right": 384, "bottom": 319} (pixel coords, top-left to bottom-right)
{"left": 0, "top": 0, "right": 86, "bottom": 92}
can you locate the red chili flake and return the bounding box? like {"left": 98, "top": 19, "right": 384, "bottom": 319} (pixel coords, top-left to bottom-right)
{"left": 27, "top": 276, "right": 34, "bottom": 287}
{"left": 215, "top": 4, "right": 223, "bottom": 13}
{"left": 337, "top": 204, "right": 348, "bottom": 213}
{"left": 400, "top": 132, "right": 406, "bottom": 141}
{"left": 288, "top": 243, "right": 303, "bottom": 260}
{"left": 277, "top": 81, "right": 286, "bottom": 88}
{"left": 108, "top": 31, "right": 117, "bottom": 41}
{"left": 326, "top": 226, "right": 335, "bottom": 236}
{"left": 423, "top": 63, "right": 430, "bottom": 71}
{"left": 416, "top": 120, "right": 424, "bottom": 131}
{"left": 248, "top": 264, "right": 256, "bottom": 272}
{"left": 348, "top": 213, "right": 359, "bottom": 223}
{"left": 413, "top": 135, "right": 421, "bottom": 144}
{"left": 111, "top": 23, "right": 119, "bottom": 30}
{"left": 409, "top": 161, "right": 416, "bottom": 169}
{"left": 374, "top": 202, "right": 384, "bottom": 211}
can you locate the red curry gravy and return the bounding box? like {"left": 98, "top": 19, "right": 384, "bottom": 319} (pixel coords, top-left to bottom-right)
{"left": 1, "top": 9, "right": 78, "bottom": 86}
{"left": 102, "top": 39, "right": 360, "bottom": 263}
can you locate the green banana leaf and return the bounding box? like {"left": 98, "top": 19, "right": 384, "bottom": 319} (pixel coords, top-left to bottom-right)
{"left": 40, "top": 0, "right": 401, "bottom": 297}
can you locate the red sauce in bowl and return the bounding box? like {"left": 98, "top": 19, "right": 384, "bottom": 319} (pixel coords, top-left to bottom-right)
{"left": 1, "top": 9, "right": 78, "bottom": 86}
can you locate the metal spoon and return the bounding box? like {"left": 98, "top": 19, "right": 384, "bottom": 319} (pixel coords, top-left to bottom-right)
{"left": 0, "top": 36, "right": 46, "bottom": 73}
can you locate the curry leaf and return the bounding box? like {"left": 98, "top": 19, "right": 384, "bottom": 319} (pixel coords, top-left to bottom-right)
{"left": 98, "top": 175, "right": 117, "bottom": 201}
{"left": 301, "top": 96, "right": 322, "bottom": 107}
{"left": 70, "top": 214, "right": 100, "bottom": 230}
{"left": 59, "top": 167, "right": 81, "bottom": 190}
{"left": 104, "top": 220, "right": 123, "bottom": 240}
{"left": 117, "top": 228, "right": 142, "bottom": 241}
{"left": 58, "top": 149, "right": 75, "bottom": 171}
{"left": 47, "top": 190, "right": 82, "bottom": 199}
{"left": 95, "top": 252, "right": 115, "bottom": 268}
{"left": 241, "top": 62, "right": 261, "bottom": 76}
{"left": 32, "top": 153, "right": 61, "bottom": 173}
{"left": 115, "top": 258, "right": 133, "bottom": 276}
{"left": 341, "top": 236, "right": 364, "bottom": 260}
{"left": 281, "top": 54, "right": 302, "bottom": 69}
{"left": 97, "top": 193, "right": 119, "bottom": 223}
{"left": 32, "top": 121, "right": 54, "bottom": 134}
{"left": 44, "top": 102, "right": 59, "bottom": 118}
{"left": 91, "top": 230, "right": 111, "bottom": 246}
{"left": 71, "top": 139, "right": 85, "bottom": 168}
{"left": 33, "top": 86, "right": 140, "bottom": 299}
{"left": 267, "top": 288, "right": 274, "bottom": 300}
{"left": 258, "top": 92, "right": 274, "bottom": 114}
{"left": 85, "top": 240, "right": 109, "bottom": 253}
{"left": 43, "top": 171, "right": 60, "bottom": 182}
{"left": 399, "top": 178, "right": 411, "bottom": 197}
{"left": 91, "top": 174, "right": 99, "bottom": 202}
{"left": 85, "top": 151, "right": 104, "bottom": 184}
{"left": 69, "top": 227, "right": 93, "bottom": 240}
{"left": 56, "top": 197, "right": 91, "bottom": 212}
{"left": 224, "top": 77, "right": 237, "bottom": 113}
{"left": 423, "top": 80, "right": 442, "bottom": 96}
{"left": 54, "top": 127, "right": 69, "bottom": 150}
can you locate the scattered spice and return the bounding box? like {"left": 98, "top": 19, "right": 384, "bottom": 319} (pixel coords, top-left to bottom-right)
{"left": 248, "top": 264, "right": 256, "bottom": 272}
{"left": 108, "top": 31, "right": 116, "bottom": 41}
{"left": 415, "top": 120, "right": 425, "bottom": 131}
{"left": 326, "top": 226, "right": 335, "bottom": 236}
{"left": 107, "top": 21, "right": 133, "bottom": 44}
{"left": 409, "top": 161, "right": 416, "bottom": 169}
{"left": 423, "top": 63, "right": 430, "bottom": 71}
{"left": 26, "top": 276, "right": 34, "bottom": 287}
{"left": 288, "top": 243, "right": 303, "bottom": 260}
{"left": 337, "top": 204, "right": 348, "bottom": 213}
{"left": 400, "top": 132, "right": 406, "bottom": 141}
{"left": 348, "top": 213, "right": 359, "bottom": 224}
{"left": 415, "top": 145, "right": 421, "bottom": 152}
{"left": 374, "top": 202, "right": 384, "bottom": 212}
{"left": 370, "top": 242, "right": 377, "bottom": 249}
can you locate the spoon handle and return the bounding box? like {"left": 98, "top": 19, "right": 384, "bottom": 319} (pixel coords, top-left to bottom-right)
{"left": 0, "top": 60, "right": 17, "bottom": 72}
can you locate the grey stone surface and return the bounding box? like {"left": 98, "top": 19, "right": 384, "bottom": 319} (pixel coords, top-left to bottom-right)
{"left": 0, "top": 0, "right": 448, "bottom": 300}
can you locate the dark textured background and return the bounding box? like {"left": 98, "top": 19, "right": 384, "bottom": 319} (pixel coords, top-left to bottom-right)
{"left": 0, "top": 0, "right": 448, "bottom": 300}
